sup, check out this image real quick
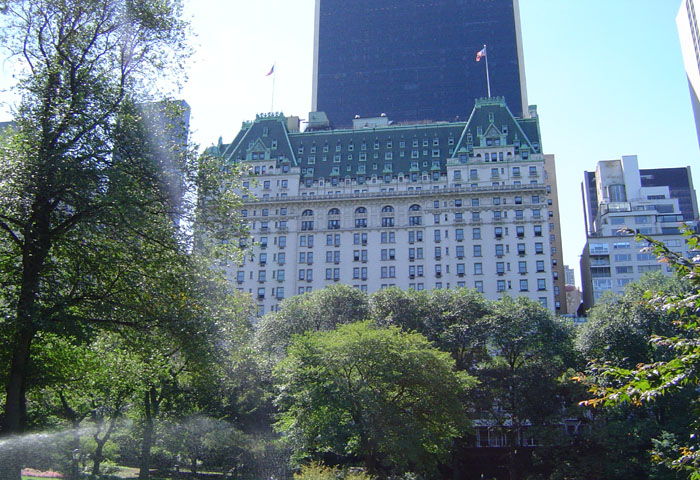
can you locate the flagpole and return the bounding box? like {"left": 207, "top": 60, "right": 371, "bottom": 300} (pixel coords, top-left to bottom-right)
{"left": 271, "top": 62, "right": 276, "bottom": 112}
{"left": 483, "top": 45, "right": 491, "bottom": 98}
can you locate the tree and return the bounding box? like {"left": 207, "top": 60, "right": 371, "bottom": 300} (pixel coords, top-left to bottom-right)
{"left": 576, "top": 272, "right": 689, "bottom": 368}
{"left": 473, "top": 296, "right": 576, "bottom": 480}
{"left": 371, "top": 287, "right": 491, "bottom": 371}
{"left": 0, "top": 3, "right": 244, "bottom": 478}
{"left": 0, "top": 0, "right": 187, "bottom": 440}
{"left": 274, "top": 321, "right": 475, "bottom": 477}
{"left": 255, "top": 284, "right": 369, "bottom": 358}
{"left": 580, "top": 230, "right": 700, "bottom": 479}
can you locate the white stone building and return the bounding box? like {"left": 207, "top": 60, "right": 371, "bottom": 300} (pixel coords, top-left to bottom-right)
{"left": 207, "top": 98, "right": 566, "bottom": 315}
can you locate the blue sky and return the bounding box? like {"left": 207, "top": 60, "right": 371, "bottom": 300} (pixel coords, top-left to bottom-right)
{"left": 179, "top": 1, "right": 698, "bottom": 284}
{"left": 2, "top": 1, "right": 697, "bottom": 285}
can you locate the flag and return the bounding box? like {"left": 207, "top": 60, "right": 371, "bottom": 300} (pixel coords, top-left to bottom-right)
{"left": 476, "top": 47, "right": 486, "bottom": 62}
{"left": 266, "top": 64, "right": 275, "bottom": 76}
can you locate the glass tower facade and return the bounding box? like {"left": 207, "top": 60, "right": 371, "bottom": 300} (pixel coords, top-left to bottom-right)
{"left": 312, "top": 0, "right": 528, "bottom": 127}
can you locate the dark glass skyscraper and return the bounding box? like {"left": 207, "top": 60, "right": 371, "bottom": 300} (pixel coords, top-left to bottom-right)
{"left": 312, "top": 0, "right": 528, "bottom": 127}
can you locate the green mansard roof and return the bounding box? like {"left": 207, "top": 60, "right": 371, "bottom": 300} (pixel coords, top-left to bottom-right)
{"left": 212, "top": 97, "right": 541, "bottom": 181}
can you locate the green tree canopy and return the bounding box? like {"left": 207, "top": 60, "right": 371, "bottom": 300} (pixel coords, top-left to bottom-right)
{"left": 255, "top": 284, "right": 369, "bottom": 358}
{"left": 581, "top": 231, "right": 700, "bottom": 478}
{"left": 370, "top": 287, "right": 491, "bottom": 371}
{"left": 274, "top": 321, "right": 475, "bottom": 477}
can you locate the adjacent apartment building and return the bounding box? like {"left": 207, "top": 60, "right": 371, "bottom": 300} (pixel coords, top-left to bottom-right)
{"left": 208, "top": 97, "right": 566, "bottom": 316}
{"left": 580, "top": 155, "right": 698, "bottom": 310}
{"left": 312, "top": 0, "right": 529, "bottom": 126}
{"left": 677, "top": 0, "right": 700, "bottom": 150}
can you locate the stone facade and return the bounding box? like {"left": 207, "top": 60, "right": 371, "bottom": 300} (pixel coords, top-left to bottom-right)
{"left": 208, "top": 98, "right": 565, "bottom": 315}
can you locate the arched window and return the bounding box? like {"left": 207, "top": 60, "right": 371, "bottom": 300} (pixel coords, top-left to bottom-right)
{"left": 408, "top": 204, "right": 422, "bottom": 226}
{"left": 302, "top": 209, "right": 314, "bottom": 216}
{"left": 328, "top": 208, "right": 340, "bottom": 215}
{"left": 381, "top": 205, "right": 395, "bottom": 227}
{"left": 355, "top": 207, "right": 367, "bottom": 215}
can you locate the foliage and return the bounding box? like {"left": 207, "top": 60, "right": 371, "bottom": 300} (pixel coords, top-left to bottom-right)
{"left": 370, "top": 287, "right": 491, "bottom": 371}
{"left": 576, "top": 272, "right": 689, "bottom": 368}
{"left": 580, "top": 229, "right": 700, "bottom": 478}
{"left": 274, "top": 321, "right": 474, "bottom": 476}
{"left": 256, "top": 285, "right": 369, "bottom": 358}
{"left": 471, "top": 296, "right": 577, "bottom": 480}
{"left": 0, "top": 3, "right": 249, "bottom": 480}
{"left": 294, "top": 462, "right": 375, "bottom": 480}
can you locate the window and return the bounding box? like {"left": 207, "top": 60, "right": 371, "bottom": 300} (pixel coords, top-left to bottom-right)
{"left": 301, "top": 220, "right": 314, "bottom": 231}
{"left": 472, "top": 211, "right": 480, "bottom": 221}
{"left": 536, "top": 260, "right": 545, "bottom": 272}
{"left": 435, "top": 247, "right": 442, "bottom": 259}
{"left": 236, "top": 271, "right": 244, "bottom": 283}
{"left": 520, "top": 279, "right": 529, "bottom": 291}
{"left": 473, "top": 263, "right": 482, "bottom": 275}
{"left": 535, "top": 242, "right": 544, "bottom": 254}
{"left": 473, "top": 245, "right": 482, "bottom": 257}
{"left": 472, "top": 228, "right": 481, "bottom": 240}
{"left": 495, "top": 227, "right": 503, "bottom": 239}
{"left": 515, "top": 210, "right": 523, "bottom": 220}
{"left": 517, "top": 243, "right": 526, "bottom": 255}
{"left": 497, "top": 280, "right": 506, "bottom": 292}
{"left": 495, "top": 244, "right": 504, "bottom": 257}
{"left": 496, "top": 262, "right": 505, "bottom": 274}
{"left": 529, "top": 166, "right": 537, "bottom": 176}
{"left": 456, "top": 229, "right": 464, "bottom": 241}
{"left": 537, "top": 279, "right": 546, "bottom": 291}
{"left": 381, "top": 231, "right": 396, "bottom": 243}
{"left": 518, "top": 261, "right": 527, "bottom": 274}
{"left": 456, "top": 245, "right": 464, "bottom": 259}
{"left": 534, "top": 225, "right": 542, "bottom": 237}
{"left": 434, "top": 230, "right": 441, "bottom": 242}
{"left": 516, "top": 225, "right": 524, "bottom": 238}
{"left": 353, "top": 232, "right": 368, "bottom": 245}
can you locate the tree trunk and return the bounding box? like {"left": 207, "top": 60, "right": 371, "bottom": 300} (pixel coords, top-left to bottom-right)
{"left": 92, "top": 406, "right": 121, "bottom": 476}
{"left": 139, "top": 387, "right": 160, "bottom": 480}
{"left": 92, "top": 437, "right": 106, "bottom": 476}
{"left": 507, "top": 427, "right": 519, "bottom": 480}
{"left": 0, "top": 325, "right": 36, "bottom": 480}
